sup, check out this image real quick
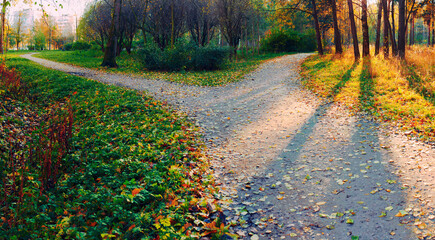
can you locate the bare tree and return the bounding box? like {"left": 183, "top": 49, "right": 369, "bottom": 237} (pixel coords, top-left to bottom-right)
{"left": 330, "top": 0, "right": 342, "bottom": 54}
{"left": 101, "top": 0, "right": 122, "bottom": 67}
{"left": 186, "top": 0, "right": 217, "bottom": 46}
{"left": 398, "top": 0, "right": 406, "bottom": 58}
{"left": 121, "top": 2, "right": 139, "bottom": 54}
{"left": 80, "top": 2, "right": 111, "bottom": 52}
{"left": 217, "top": 0, "right": 251, "bottom": 60}
{"left": 348, "top": 0, "right": 359, "bottom": 60}
{"left": 383, "top": 0, "right": 389, "bottom": 58}
{"left": 375, "top": 0, "right": 383, "bottom": 55}
{"left": 13, "top": 10, "right": 24, "bottom": 50}
{"left": 144, "top": 0, "right": 186, "bottom": 49}
{"left": 361, "top": 0, "right": 370, "bottom": 57}
{"left": 311, "top": 0, "right": 324, "bottom": 55}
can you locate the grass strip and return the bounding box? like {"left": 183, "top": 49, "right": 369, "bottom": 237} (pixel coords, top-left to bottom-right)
{"left": 301, "top": 50, "right": 435, "bottom": 143}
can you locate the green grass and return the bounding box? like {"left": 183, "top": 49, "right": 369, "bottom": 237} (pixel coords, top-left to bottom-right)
{"left": 1, "top": 54, "right": 223, "bottom": 239}
{"left": 301, "top": 51, "right": 435, "bottom": 142}
{"left": 35, "top": 50, "right": 287, "bottom": 86}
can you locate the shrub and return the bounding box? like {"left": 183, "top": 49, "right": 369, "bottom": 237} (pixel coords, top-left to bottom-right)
{"left": 72, "top": 41, "right": 91, "bottom": 51}
{"left": 138, "top": 43, "right": 164, "bottom": 71}
{"left": 138, "top": 42, "right": 229, "bottom": 72}
{"left": 261, "top": 29, "right": 317, "bottom": 53}
{"left": 63, "top": 43, "right": 73, "bottom": 51}
{"left": 299, "top": 30, "right": 317, "bottom": 52}
{"left": 190, "top": 46, "right": 230, "bottom": 70}
{"left": 0, "top": 63, "right": 27, "bottom": 100}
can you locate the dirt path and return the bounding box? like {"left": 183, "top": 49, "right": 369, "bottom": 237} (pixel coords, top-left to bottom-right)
{"left": 22, "top": 53, "right": 434, "bottom": 239}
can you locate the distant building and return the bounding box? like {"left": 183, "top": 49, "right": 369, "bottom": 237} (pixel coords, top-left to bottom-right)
{"left": 55, "top": 14, "right": 76, "bottom": 38}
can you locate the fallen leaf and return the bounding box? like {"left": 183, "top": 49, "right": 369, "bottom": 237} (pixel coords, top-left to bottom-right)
{"left": 326, "top": 225, "right": 335, "bottom": 230}
{"left": 132, "top": 188, "right": 143, "bottom": 197}
{"left": 395, "top": 210, "right": 408, "bottom": 217}
{"left": 417, "top": 222, "right": 427, "bottom": 230}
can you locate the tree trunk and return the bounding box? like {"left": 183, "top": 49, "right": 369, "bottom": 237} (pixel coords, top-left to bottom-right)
{"left": 361, "top": 0, "right": 370, "bottom": 57}
{"left": 331, "top": 0, "right": 343, "bottom": 54}
{"left": 311, "top": 0, "right": 323, "bottom": 55}
{"left": 410, "top": 13, "right": 415, "bottom": 45}
{"left": 171, "top": 0, "right": 175, "bottom": 48}
{"left": 257, "top": 15, "right": 260, "bottom": 54}
{"left": 141, "top": 28, "right": 147, "bottom": 45}
{"left": 348, "top": 0, "right": 360, "bottom": 61}
{"left": 375, "top": 0, "right": 383, "bottom": 55}
{"left": 391, "top": 0, "right": 398, "bottom": 56}
{"left": 388, "top": 20, "right": 397, "bottom": 54}
{"left": 397, "top": 0, "right": 406, "bottom": 58}
{"left": 432, "top": 0, "right": 435, "bottom": 46}
{"left": 0, "top": 0, "right": 6, "bottom": 54}
{"left": 383, "top": 0, "right": 389, "bottom": 58}
{"left": 428, "top": 21, "right": 432, "bottom": 46}
{"left": 102, "top": 0, "right": 122, "bottom": 68}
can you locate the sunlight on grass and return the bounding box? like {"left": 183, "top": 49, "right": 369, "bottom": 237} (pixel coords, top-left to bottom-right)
{"left": 301, "top": 48, "right": 435, "bottom": 142}
{"left": 35, "top": 50, "right": 287, "bottom": 86}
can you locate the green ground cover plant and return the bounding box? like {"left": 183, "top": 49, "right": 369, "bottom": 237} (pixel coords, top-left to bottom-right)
{"left": 35, "top": 50, "right": 286, "bottom": 86}
{"left": 0, "top": 55, "right": 226, "bottom": 239}
{"left": 301, "top": 49, "right": 435, "bottom": 143}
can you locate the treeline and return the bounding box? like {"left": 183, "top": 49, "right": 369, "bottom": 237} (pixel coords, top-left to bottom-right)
{"left": 270, "top": 0, "right": 434, "bottom": 60}
{"left": 79, "top": 0, "right": 263, "bottom": 67}
{"left": 78, "top": 0, "right": 319, "bottom": 68}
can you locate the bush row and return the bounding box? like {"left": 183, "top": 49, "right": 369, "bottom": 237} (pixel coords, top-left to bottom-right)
{"left": 63, "top": 41, "right": 92, "bottom": 51}
{"left": 138, "top": 42, "right": 230, "bottom": 71}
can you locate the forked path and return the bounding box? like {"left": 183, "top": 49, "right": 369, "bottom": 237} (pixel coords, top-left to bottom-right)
{"left": 23, "top": 53, "right": 434, "bottom": 239}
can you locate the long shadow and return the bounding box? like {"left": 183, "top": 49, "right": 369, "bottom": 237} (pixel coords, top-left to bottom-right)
{"left": 328, "top": 62, "right": 359, "bottom": 99}
{"left": 406, "top": 66, "right": 435, "bottom": 106}
{"left": 359, "top": 57, "right": 375, "bottom": 111}
{"left": 226, "top": 57, "right": 414, "bottom": 239}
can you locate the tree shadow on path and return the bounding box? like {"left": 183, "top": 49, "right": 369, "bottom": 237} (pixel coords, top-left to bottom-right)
{"left": 227, "top": 57, "right": 415, "bottom": 240}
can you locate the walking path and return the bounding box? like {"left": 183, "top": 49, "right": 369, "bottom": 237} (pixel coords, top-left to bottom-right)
{"left": 22, "top": 53, "right": 434, "bottom": 239}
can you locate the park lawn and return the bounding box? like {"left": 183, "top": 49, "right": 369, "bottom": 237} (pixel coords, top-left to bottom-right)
{"left": 35, "top": 50, "right": 286, "bottom": 86}
{"left": 0, "top": 55, "right": 226, "bottom": 239}
{"left": 301, "top": 46, "right": 435, "bottom": 143}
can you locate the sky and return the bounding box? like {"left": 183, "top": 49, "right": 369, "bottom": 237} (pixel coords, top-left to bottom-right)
{"left": 9, "top": 0, "right": 93, "bottom": 17}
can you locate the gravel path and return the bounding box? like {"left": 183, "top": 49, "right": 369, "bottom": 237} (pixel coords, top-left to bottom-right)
{"left": 23, "top": 53, "right": 435, "bottom": 239}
